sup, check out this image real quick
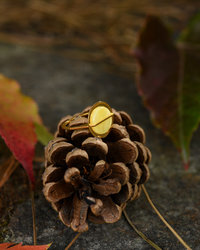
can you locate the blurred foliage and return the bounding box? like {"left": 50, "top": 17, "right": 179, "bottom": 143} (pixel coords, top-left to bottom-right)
{"left": 0, "top": 0, "right": 199, "bottom": 74}
{"left": 179, "top": 12, "right": 200, "bottom": 43}
{"left": 134, "top": 14, "right": 200, "bottom": 167}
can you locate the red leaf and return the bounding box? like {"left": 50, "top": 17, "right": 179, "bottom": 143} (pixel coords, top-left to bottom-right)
{"left": 0, "top": 243, "right": 11, "bottom": 249}
{"left": 0, "top": 75, "right": 42, "bottom": 185}
{"left": 134, "top": 15, "right": 200, "bottom": 167}
{"left": 0, "top": 242, "right": 51, "bottom": 250}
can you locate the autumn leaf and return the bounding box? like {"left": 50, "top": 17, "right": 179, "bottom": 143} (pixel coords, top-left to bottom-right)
{"left": 34, "top": 123, "right": 53, "bottom": 146}
{"left": 0, "top": 242, "right": 51, "bottom": 249}
{"left": 133, "top": 15, "right": 200, "bottom": 168}
{"left": 0, "top": 74, "right": 53, "bottom": 186}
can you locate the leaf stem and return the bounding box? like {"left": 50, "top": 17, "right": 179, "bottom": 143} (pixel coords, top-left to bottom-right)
{"left": 0, "top": 156, "right": 19, "bottom": 188}
{"left": 65, "top": 232, "right": 82, "bottom": 250}
{"left": 142, "top": 185, "right": 191, "bottom": 250}
{"left": 177, "top": 46, "right": 189, "bottom": 165}
{"left": 123, "top": 209, "right": 162, "bottom": 250}
{"left": 30, "top": 184, "right": 37, "bottom": 245}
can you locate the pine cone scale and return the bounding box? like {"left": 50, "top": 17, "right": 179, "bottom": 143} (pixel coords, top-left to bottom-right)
{"left": 107, "top": 138, "right": 138, "bottom": 164}
{"left": 59, "top": 197, "right": 73, "bottom": 227}
{"left": 112, "top": 182, "right": 133, "bottom": 205}
{"left": 71, "top": 193, "right": 89, "bottom": 232}
{"left": 109, "top": 162, "right": 130, "bottom": 185}
{"left": 43, "top": 165, "right": 65, "bottom": 185}
{"left": 43, "top": 180, "right": 74, "bottom": 203}
{"left": 100, "top": 197, "right": 122, "bottom": 223}
{"left": 88, "top": 160, "right": 106, "bottom": 181}
{"left": 92, "top": 178, "right": 121, "bottom": 196}
{"left": 65, "top": 148, "right": 89, "bottom": 168}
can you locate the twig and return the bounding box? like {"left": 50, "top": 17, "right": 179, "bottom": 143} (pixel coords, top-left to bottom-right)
{"left": 65, "top": 232, "right": 82, "bottom": 250}
{"left": 123, "top": 209, "right": 162, "bottom": 250}
{"left": 30, "top": 184, "right": 37, "bottom": 245}
{"left": 142, "top": 185, "right": 191, "bottom": 250}
{"left": 0, "top": 156, "right": 19, "bottom": 188}
{"left": 34, "top": 156, "right": 44, "bottom": 163}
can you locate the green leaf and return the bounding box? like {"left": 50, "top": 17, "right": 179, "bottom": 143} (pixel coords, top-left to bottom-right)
{"left": 34, "top": 123, "right": 53, "bottom": 146}
{"left": 134, "top": 15, "right": 200, "bottom": 168}
{"left": 179, "top": 12, "right": 200, "bottom": 44}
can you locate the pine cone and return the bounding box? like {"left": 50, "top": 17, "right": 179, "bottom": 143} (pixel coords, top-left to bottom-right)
{"left": 43, "top": 104, "right": 151, "bottom": 232}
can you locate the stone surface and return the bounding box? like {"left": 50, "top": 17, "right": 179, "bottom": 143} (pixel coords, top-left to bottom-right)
{"left": 0, "top": 43, "right": 200, "bottom": 249}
